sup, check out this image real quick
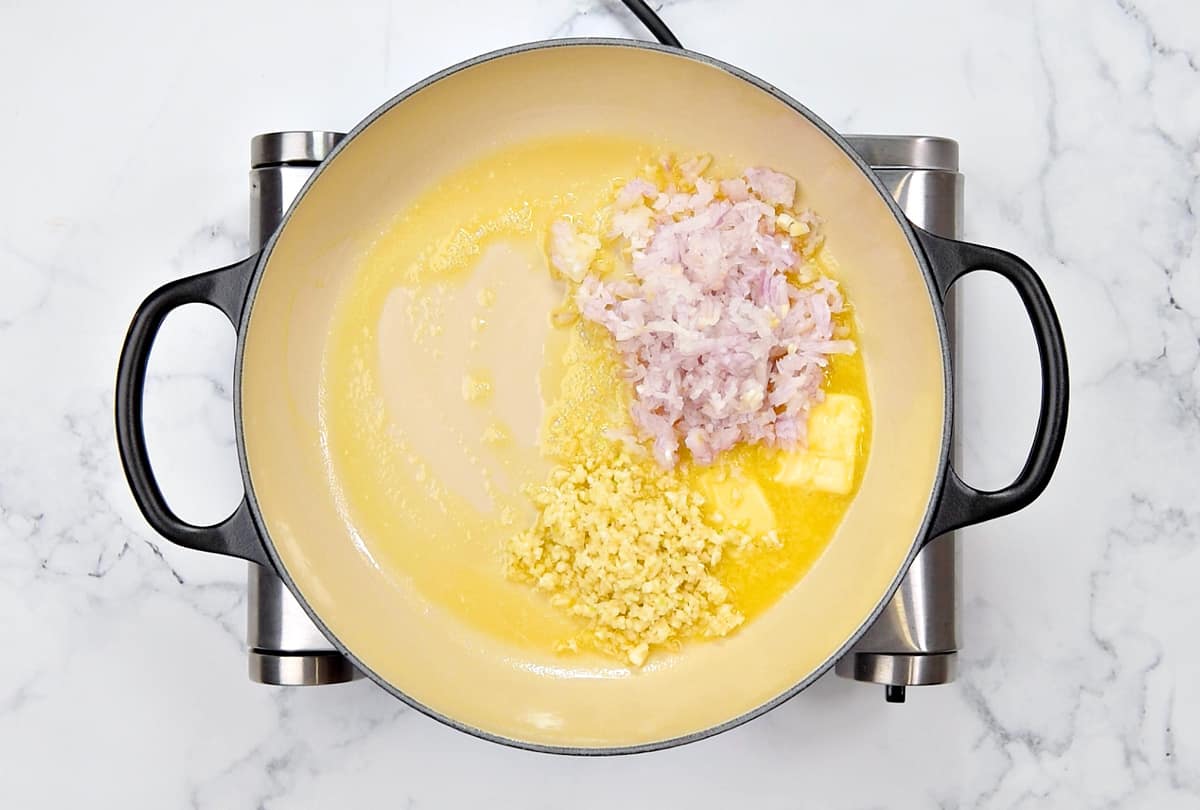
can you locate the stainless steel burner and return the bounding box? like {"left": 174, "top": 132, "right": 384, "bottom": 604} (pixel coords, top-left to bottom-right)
{"left": 837, "top": 135, "right": 963, "bottom": 701}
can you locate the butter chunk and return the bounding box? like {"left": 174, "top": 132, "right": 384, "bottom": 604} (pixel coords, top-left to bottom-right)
{"left": 697, "top": 469, "right": 776, "bottom": 536}
{"left": 776, "top": 393, "right": 864, "bottom": 495}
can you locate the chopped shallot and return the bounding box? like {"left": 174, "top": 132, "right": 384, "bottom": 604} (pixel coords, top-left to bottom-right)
{"left": 573, "top": 161, "right": 855, "bottom": 468}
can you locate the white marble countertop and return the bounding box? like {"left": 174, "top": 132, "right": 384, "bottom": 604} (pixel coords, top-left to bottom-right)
{"left": 2, "top": 0, "right": 1198, "bottom": 806}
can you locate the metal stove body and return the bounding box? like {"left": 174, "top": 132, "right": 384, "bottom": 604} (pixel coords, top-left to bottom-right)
{"left": 243, "top": 130, "right": 964, "bottom": 703}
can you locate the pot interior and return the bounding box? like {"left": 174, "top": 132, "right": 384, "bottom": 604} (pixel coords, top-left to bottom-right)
{"left": 239, "top": 42, "right": 947, "bottom": 750}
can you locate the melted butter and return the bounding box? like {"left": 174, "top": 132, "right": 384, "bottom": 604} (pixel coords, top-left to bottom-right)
{"left": 321, "top": 135, "right": 659, "bottom": 648}
{"left": 319, "top": 133, "right": 872, "bottom": 653}
{"left": 693, "top": 337, "right": 872, "bottom": 621}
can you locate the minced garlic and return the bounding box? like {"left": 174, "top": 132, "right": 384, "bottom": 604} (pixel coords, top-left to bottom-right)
{"left": 505, "top": 439, "right": 753, "bottom": 667}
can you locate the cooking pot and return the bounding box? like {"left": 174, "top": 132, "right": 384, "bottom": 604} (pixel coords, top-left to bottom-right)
{"left": 116, "top": 39, "right": 1068, "bottom": 753}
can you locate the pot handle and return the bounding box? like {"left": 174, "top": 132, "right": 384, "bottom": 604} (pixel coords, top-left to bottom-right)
{"left": 915, "top": 227, "right": 1069, "bottom": 538}
{"left": 115, "top": 254, "right": 270, "bottom": 566}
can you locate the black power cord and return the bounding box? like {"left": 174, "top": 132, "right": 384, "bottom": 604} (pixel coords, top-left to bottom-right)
{"left": 619, "top": 0, "right": 682, "bottom": 48}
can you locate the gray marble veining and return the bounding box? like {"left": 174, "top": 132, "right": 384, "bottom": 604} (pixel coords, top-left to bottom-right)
{"left": 0, "top": 0, "right": 1197, "bottom": 807}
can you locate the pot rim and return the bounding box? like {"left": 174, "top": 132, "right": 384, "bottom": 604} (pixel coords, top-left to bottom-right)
{"left": 233, "top": 36, "right": 953, "bottom": 755}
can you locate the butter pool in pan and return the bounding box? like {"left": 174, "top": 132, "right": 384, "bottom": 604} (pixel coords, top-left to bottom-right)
{"left": 319, "top": 133, "right": 872, "bottom": 671}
